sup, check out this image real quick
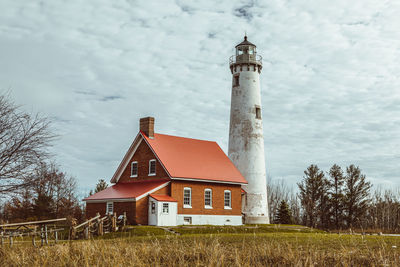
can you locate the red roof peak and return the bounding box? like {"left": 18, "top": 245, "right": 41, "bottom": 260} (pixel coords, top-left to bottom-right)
{"left": 141, "top": 132, "right": 247, "bottom": 184}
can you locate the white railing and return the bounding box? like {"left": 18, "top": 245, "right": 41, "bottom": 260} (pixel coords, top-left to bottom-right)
{"left": 229, "top": 54, "right": 262, "bottom": 65}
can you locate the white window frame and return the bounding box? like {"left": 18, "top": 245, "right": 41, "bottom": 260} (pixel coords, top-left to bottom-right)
{"left": 130, "top": 161, "right": 138, "bottom": 177}
{"left": 224, "top": 190, "right": 232, "bottom": 209}
{"left": 106, "top": 201, "right": 114, "bottom": 214}
{"left": 183, "top": 217, "right": 192, "bottom": 225}
{"left": 148, "top": 159, "right": 156, "bottom": 176}
{"left": 183, "top": 187, "right": 192, "bottom": 208}
{"left": 204, "top": 188, "right": 212, "bottom": 209}
{"left": 162, "top": 203, "right": 169, "bottom": 214}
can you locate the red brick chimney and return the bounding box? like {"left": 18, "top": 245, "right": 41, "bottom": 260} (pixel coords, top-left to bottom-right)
{"left": 140, "top": 117, "right": 155, "bottom": 139}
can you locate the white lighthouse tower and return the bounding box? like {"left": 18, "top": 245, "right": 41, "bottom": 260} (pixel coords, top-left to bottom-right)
{"left": 228, "top": 36, "right": 270, "bottom": 224}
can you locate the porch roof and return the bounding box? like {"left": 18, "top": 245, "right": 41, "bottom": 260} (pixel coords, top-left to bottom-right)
{"left": 149, "top": 194, "right": 177, "bottom": 202}
{"left": 83, "top": 179, "right": 170, "bottom": 201}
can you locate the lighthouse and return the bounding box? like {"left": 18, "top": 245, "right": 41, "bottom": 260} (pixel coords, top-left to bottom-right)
{"left": 228, "top": 36, "right": 270, "bottom": 224}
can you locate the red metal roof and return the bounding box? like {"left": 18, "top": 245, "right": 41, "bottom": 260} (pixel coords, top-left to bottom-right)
{"left": 149, "top": 194, "right": 177, "bottom": 202}
{"left": 83, "top": 179, "right": 169, "bottom": 201}
{"left": 142, "top": 132, "right": 247, "bottom": 184}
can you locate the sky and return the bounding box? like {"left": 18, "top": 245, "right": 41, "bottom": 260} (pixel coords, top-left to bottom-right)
{"left": 0, "top": 0, "right": 399, "bottom": 196}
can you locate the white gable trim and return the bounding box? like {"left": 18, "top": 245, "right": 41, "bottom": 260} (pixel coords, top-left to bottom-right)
{"left": 111, "top": 132, "right": 173, "bottom": 184}
{"left": 110, "top": 133, "right": 143, "bottom": 183}
{"left": 171, "top": 177, "right": 247, "bottom": 185}
{"left": 135, "top": 181, "right": 170, "bottom": 201}
{"left": 84, "top": 181, "right": 170, "bottom": 202}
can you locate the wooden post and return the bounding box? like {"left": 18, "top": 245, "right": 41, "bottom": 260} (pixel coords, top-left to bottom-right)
{"left": 88, "top": 220, "right": 91, "bottom": 239}
{"left": 1, "top": 236, "right": 3, "bottom": 247}
{"left": 97, "top": 217, "right": 103, "bottom": 236}
{"left": 123, "top": 212, "right": 127, "bottom": 230}
{"left": 45, "top": 224, "right": 48, "bottom": 245}
{"left": 84, "top": 219, "right": 89, "bottom": 239}
{"left": 41, "top": 225, "right": 44, "bottom": 246}
{"left": 69, "top": 218, "right": 77, "bottom": 240}
{"left": 112, "top": 213, "right": 117, "bottom": 232}
{"left": 9, "top": 236, "right": 13, "bottom": 247}
{"left": 32, "top": 235, "right": 36, "bottom": 247}
{"left": 55, "top": 231, "right": 58, "bottom": 244}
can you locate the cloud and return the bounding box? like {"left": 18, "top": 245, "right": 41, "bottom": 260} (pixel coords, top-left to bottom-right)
{"left": 0, "top": 0, "right": 399, "bottom": 193}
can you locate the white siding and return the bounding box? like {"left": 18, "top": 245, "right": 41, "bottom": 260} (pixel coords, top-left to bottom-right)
{"left": 177, "top": 214, "right": 242, "bottom": 226}
{"left": 148, "top": 197, "right": 178, "bottom": 226}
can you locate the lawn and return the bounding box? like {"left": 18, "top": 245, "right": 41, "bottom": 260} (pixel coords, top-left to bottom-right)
{"left": 1, "top": 225, "right": 399, "bottom": 266}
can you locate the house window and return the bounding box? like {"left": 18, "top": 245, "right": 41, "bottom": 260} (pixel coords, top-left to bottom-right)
{"left": 183, "top": 187, "right": 192, "bottom": 208}
{"left": 151, "top": 201, "right": 156, "bottom": 214}
{"left": 233, "top": 75, "right": 240, "bottom": 86}
{"left": 255, "top": 106, "right": 261, "bottom": 119}
{"left": 183, "top": 217, "right": 192, "bottom": 225}
{"left": 149, "top": 159, "right": 156, "bottom": 176}
{"left": 162, "top": 203, "right": 169, "bottom": 214}
{"left": 204, "top": 189, "right": 212, "bottom": 208}
{"left": 224, "top": 190, "right": 231, "bottom": 209}
{"left": 106, "top": 202, "right": 113, "bottom": 214}
{"left": 131, "top": 161, "right": 138, "bottom": 177}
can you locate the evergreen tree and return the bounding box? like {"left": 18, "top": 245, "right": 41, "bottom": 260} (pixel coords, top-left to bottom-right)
{"left": 318, "top": 178, "right": 331, "bottom": 229}
{"left": 298, "top": 164, "right": 327, "bottom": 227}
{"left": 328, "top": 164, "right": 345, "bottom": 229}
{"left": 344, "top": 165, "right": 371, "bottom": 228}
{"left": 275, "top": 200, "right": 293, "bottom": 224}
{"left": 94, "top": 179, "right": 108, "bottom": 193}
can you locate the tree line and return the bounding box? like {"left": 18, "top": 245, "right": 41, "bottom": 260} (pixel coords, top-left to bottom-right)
{"left": 1, "top": 93, "right": 399, "bottom": 231}
{"left": 0, "top": 93, "right": 84, "bottom": 223}
{"left": 269, "top": 164, "right": 400, "bottom": 232}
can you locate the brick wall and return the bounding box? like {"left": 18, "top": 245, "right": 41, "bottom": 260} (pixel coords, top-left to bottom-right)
{"left": 86, "top": 202, "right": 106, "bottom": 219}
{"left": 119, "top": 140, "right": 169, "bottom": 183}
{"left": 86, "top": 201, "right": 136, "bottom": 224}
{"left": 171, "top": 181, "right": 242, "bottom": 215}
{"left": 114, "top": 202, "right": 135, "bottom": 224}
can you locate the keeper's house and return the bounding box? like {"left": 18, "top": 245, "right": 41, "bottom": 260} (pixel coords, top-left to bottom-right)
{"left": 83, "top": 117, "right": 247, "bottom": 226}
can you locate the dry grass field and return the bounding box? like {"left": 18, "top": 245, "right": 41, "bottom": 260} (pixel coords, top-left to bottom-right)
{"left": 1, "top": 225, "right": 399, "bottom": 266}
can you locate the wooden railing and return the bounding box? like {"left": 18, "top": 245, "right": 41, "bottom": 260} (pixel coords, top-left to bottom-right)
{"left": 70, "top": 212, "right": 127, "bottom": 240}
{"left": 0, "top": 218, "right": 67, "bottom": 247}
{"left": 0, "top": 212, "right": 127, "bottom": 247}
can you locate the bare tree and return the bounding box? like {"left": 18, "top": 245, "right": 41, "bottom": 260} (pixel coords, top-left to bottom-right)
{"left": 0, "top": 94, "right": 55, "bottom": 195}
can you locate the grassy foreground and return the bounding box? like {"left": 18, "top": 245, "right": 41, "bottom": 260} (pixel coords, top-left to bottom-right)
{"left": 1, "top": 225, "right": 399, "bottom": 266}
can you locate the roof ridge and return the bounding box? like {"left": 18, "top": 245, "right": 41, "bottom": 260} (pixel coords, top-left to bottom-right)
{"left": 150, "top": 132, "right": 218, "bottom": 143}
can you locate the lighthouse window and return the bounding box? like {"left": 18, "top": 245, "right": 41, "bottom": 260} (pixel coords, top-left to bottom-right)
{"left": 234, "top": 75, "right": 240, "bottom": 86}
{"left": 256, "top": 106, "right": 261, "bottom": 119}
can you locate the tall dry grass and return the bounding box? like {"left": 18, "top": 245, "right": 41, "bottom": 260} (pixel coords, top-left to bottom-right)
{"left": 1, "top": 234, "right": 399, "bottom": 266}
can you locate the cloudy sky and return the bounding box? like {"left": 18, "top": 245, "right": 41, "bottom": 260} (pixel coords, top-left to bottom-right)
{"left": 1, "top": 0, "right": 399, "bottom": 196}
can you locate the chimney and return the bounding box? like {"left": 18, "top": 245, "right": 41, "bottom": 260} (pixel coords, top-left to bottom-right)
{"left": 140, "top": 117, "right": 155, "bottom": 139}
